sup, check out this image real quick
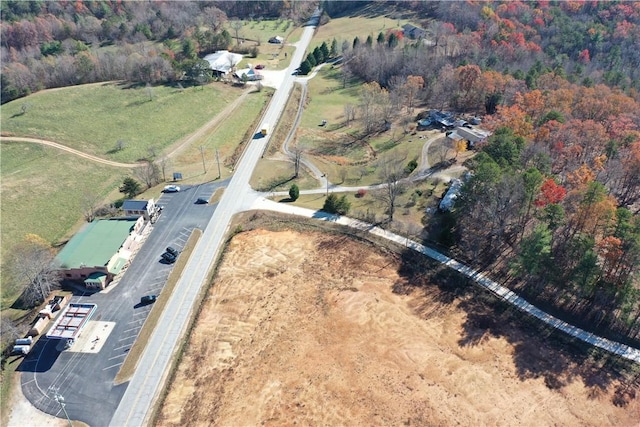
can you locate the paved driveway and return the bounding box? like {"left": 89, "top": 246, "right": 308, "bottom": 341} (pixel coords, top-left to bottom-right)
{"left": 18, "top": 180, "right": 227, "bottom": 426}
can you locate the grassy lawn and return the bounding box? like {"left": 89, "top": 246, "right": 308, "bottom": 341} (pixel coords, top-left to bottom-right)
{"left": 159, "top": 88, "right": 273, "bottom": 185}
{"left": 1, "top": 82, "right": 243, "bottom": 163}
{"left": 226, "top": 18, "right": 294, "bottom": 44}
{"left": 0, "top": 142, "right": 127, "bottom": 307}
{"left": 310, "top": 14, "right": 405, "bottom": 51}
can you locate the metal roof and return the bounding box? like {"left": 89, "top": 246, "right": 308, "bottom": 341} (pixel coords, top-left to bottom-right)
{"left": 122, "top": 200, "right": 149, "bottom": 211}
{"left": 55, "top": 219, "right": 136, "bottom": 269}
{"left": 46, "top": 303, "right": 97, "bottom": 340}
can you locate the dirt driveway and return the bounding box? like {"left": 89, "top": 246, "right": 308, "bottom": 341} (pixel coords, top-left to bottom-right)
{"left": 157, "top": 229, "right": 638, "bottom": 426}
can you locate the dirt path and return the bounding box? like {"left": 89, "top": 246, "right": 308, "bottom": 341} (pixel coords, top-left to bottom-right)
{"left": 0, "top": 136, "right": 141, "bottom": 168}
{"left": 0, "top": 86, "right": 253, "bottom": 169}
{"left": 164, "top": 87, "right": 253, "bottom": 159}
{"left": 157, "top": 229, "right": 638, "bottom": 427}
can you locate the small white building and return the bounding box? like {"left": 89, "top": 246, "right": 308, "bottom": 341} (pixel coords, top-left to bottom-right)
{"left": 203, "top": 50, "right": 244, "bottom": 75}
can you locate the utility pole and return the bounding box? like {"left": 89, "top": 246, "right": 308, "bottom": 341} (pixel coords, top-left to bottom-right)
{"left": 200, "top": 146, "right": 207, "bottom": 174}
{"left": 216, "top": 149, "right": 221, "bottom": 179}
{"left": 322, "top": 173, "right": 329, "bottom": 197}
{"left": 54, "top": 392, "right": 72, "bottom": 427}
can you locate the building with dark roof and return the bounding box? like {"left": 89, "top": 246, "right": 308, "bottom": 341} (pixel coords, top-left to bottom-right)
{"left": 122, "top": 199, "right": 157, "bottom": 221}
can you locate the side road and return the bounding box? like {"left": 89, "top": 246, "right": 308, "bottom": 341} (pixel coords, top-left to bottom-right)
{"left": 249, "top": 196, "right": 640, "bottom": 364}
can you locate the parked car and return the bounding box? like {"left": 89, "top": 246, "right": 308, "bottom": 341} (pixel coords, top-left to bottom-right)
{"left": 166, "top": 246, "right": 179, "bottom": 256}
{"left": 140, "top": 295, "right": 157, "bottom": 305}
{"left": 254, "top": 64, "right": 265, "bottom": 69}
{"left": 163, "top": 185, "right": 180, "bottom": 193}
{"left": 161, "top": 252, "right": 176, "bottom": 263}
{"left": 195, "top": 198, "right": 208, "bottom": 204}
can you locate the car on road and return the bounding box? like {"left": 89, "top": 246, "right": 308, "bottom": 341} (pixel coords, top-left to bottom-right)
{"left": 140, "top": 295, "right": 157, "bottom": 305}
{"left": 163, "top": 185, "right": 180, "bottom": 193}
{"left": 195, "top": 197, "right": 208, "bottom": 204}
{"left": 161, "top": 252, "right": 176, "bottom": 263}
{"left": 166, "top": 246, "right": 179, "bottom": 256}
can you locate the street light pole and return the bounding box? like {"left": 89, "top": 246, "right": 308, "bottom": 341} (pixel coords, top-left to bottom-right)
{"left": 54, "top": 393, "right": 72, "bottom": 427}
{"left": 321, "top": 174, "right": 329, "bottom": 197}
{"left": 200, "top": 146, "right": 207, "bottom": 174}
{"left": 216, "top": 148, "right": 221, "bottom": 179}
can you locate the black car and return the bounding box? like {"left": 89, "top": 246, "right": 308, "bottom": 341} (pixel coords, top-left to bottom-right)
{"left": 140, "top": 295, "right": 157, "bottom": 305}
{"left": 195, "top": 198, "right": 208, "bottom": 204}
{"left": 162, "top": 252, "right": 177, "bottom": 263}
{"left": 166, "top": 246, "right": 179, "bottom": 256}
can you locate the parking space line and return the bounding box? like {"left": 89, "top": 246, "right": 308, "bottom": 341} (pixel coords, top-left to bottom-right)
{"left": 114, "top": 344, "right": 131, "bottom": 350}
{"left": 108, "top": 353, "right": 127, "bottom": 361}
{"left": 103, "top": 363, "right": 123, "bottom": 371}
{"left": 119, "top": 334, "right": 138, "bottom": 341}
{"left": 123, "top": 327, "right": 141, "bottom": 334}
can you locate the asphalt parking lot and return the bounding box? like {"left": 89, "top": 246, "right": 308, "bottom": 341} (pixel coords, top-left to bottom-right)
{"left": 18, "top": 180, "right": 228, "bottom": 426}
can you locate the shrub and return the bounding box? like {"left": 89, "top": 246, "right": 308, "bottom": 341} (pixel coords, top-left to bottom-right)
{"left": 323, "top": 194, "right": 350, "bottom": 215}
{"left": 405, "top": 158, "right": 418, "bottom": 174}
{"left": 289, "top": 184, "right": 300, "bottom": 201}
{"left": 356, "top": 189, "right": 367, "bottom": 198}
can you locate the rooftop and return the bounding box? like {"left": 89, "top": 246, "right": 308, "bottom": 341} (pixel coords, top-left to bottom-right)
{"left": 55, "top": 219, "right": 136, "bottom": 270}
{"left": 203, "top": 50, "right": 243, "bottom": 73}
{"left": 122, "top": 200, "right": 149, "bottom": 211}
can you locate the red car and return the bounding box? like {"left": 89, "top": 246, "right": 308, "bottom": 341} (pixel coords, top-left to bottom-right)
{"left": 254, "top": 64, "right": 265, "bottom": 69}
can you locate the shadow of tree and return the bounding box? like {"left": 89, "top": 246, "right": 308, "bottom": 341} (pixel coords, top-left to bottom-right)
{"left": 395, "top": 245, "right": 640, "bottom": 407}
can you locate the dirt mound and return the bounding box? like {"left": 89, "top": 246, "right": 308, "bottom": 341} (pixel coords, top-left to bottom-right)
{"left": 157, "top": 229, "right": 638, "bottom": 426}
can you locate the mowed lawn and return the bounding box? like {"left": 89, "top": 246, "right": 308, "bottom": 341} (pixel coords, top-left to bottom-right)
{"left": 1, "top": 82, "right": 243, "bottom": 163}
{"left": 310, "top": 14, "right": 406, "bottom": 50}
{"left": 1, "top": 142, "right": 127, "bottom": 306}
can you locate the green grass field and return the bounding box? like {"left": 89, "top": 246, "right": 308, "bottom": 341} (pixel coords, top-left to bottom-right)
{"left": 0, "top": 142, "right": 127, "bottom": 306}
{"left": 1, "top": 82, "right": 243, "bottom": 163}
{"left": 310, "top": 14, "right": 406, "bottom": 51}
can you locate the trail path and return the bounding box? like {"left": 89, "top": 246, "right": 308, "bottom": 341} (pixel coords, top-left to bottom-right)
{"left": 0, "top": 87, "right": 253, "bottom": 168}
{"left": 0, "top": 136, "right": 141, "bottom": 168}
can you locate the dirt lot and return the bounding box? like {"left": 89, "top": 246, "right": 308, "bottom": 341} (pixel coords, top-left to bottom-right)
{"left": 157, "top": 229, "right": 638, "bottom": 426}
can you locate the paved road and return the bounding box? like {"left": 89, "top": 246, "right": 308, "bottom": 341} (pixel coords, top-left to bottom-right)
{"left": 249, "top": 197, "right": 640, "bottom": 364}
{"left": 108, "top": 12, "right": 320, "bottom": 427}
{"left": 18, "top": 181, "right": 225, "bottom": 426}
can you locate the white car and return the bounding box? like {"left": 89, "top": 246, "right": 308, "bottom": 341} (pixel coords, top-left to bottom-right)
{"left": 163, "top": 185, "right": 180, "bottom": 193}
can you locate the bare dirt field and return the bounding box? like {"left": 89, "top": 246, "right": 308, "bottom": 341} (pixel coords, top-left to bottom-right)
{"left": 157, "top": 228, "right": 639, "bottom": 427}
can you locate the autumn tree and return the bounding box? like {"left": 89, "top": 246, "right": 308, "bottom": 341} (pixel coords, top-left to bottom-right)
{"left": 403, "top": 75, "right": 424, "bottom": 111}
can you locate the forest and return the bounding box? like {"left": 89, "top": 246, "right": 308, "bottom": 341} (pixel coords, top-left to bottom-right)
{"left": 1, "top": 0, "right": 639, "bottom": 343}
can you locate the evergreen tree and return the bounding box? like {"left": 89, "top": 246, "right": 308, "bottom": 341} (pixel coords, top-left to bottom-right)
{"left": 377, "top": 32, "right": 385, "bottom": 45}
{"left": 289, "top": 184, "right": 300, "bottom": 201}
{"left": 119, "top": 177, "right": 141, "bottom": 198}
{"left": 320, "top": 41, "right": 330, "bottom": 60}
{"left": 330, "top": 38, "right": 338, "bottom": 57}
{"left": 299, "top": 59, "right": 312, "bottom": 75}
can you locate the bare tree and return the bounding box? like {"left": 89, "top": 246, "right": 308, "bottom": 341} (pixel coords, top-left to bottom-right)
{"left": 435, "top": 138, "right": 451, "bottom": 164}
{"left": 230, "top": 19, "right": 243, "bottom": 45}
{"left": 344, "top": 104, "right": 356, "bottom": 127}
{"left": 8, "top": 235, "right": 60, "bottom": 307}
{"left": 375, "top": 154, "right": 408, "bottom": 222}
{"left": 134, "top": 161, "right": 160, "bottom": 189}
{"left": 145, "top": 82, "right": 154, "bottom": 101}
{"left": 290, "top": 147, "right": 303, "bottom": 178}
{"left": 1, "top": 316, "right": 20, "bottom": 350}
{"left": 82, "top": 192, "right": 102, "bottom": 222}
{"left": 158, "top": 156, "right": 171, "bottom": 182}
{"left": 114, "top": 139, "right": 126, "bottom": 152}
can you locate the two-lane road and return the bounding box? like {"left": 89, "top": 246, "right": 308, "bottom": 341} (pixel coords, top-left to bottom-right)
{"left": 108, "top": 13, "right": 319, "bottom": 427}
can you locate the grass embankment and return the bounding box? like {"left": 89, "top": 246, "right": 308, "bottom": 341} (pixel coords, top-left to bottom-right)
{"left": 310, "top": 12, "right": 405, "bottom": 51}
{"left": 0, "top": 142, "right": 126, "bottom": 307}
{"left": 1, "top": 82, "right": 242, "bottom": 163}
{"left": 114, "top": 229, "right": 202, "bottom": 385}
